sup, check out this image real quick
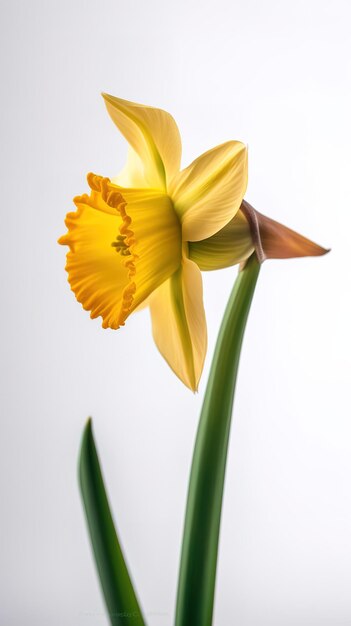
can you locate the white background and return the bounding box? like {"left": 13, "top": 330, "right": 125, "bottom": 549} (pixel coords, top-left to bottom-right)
{"left": 1, "top": 0, "right": 350, "bottom": 624}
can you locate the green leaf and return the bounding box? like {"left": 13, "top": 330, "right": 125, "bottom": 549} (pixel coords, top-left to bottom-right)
{"left": 79, "top": 419, "right": 146, "bottom": 626}
{"left": 175, "top": 254, "right": 260, "bottom": 626}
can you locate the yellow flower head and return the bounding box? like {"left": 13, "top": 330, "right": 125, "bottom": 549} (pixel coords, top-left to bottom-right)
{"left": 59, "top": 95, "right": 327, "bottom": 391}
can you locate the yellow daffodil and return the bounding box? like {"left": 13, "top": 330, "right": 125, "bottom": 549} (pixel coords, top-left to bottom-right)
{"left": 59, "top": 94, "right": 327, "bottom": 390}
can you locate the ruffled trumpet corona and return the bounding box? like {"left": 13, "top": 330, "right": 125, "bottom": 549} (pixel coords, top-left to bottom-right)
{"left": 59, "top": 94, "right": 328, "bottom": 390}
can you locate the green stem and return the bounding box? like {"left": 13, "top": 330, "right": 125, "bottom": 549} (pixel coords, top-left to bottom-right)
{"left": 175, "top": 254, "right": 260, "bottom": 626}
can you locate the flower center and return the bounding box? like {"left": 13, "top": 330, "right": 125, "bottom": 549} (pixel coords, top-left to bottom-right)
{"left": 111, "top": 234, "right": 131, "bottom": 256}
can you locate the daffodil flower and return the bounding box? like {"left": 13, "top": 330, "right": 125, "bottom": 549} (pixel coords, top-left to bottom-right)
{"left": 59, "top": 95, "right": 327, "bottom": 390}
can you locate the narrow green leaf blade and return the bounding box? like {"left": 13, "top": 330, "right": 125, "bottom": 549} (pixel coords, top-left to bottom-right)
{"left": 175, "top": 254, "right": 260, "bottom": 626}
{"left": 79, "top": 419, "right": 146, "bottom": 626}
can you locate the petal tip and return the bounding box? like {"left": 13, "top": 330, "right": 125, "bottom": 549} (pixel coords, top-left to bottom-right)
{"left": 101, "top": 92, "right": 122, "bottom": 111}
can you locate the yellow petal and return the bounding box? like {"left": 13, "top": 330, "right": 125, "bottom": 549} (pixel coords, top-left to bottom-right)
{"left": 112, "top": 147, "right": 149, "bottom": 188}
{"left": 58, "top": 174, "right": 182, "bottom": 329}
{"left": 102, "top": 93, "right": 182, "bottom": 191}
{"left": 188, "top": 209, "right": 254, "bottom": 270}
{"left": 149, "top": 258, "right": 207, "bottom": 391}
{"left": 170, "top": 141, "right": 248, "bottom": 242}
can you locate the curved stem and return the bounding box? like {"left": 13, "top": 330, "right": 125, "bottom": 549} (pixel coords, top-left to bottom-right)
{"left": 175, "top": 254, "right": 260, "bottom": 626}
